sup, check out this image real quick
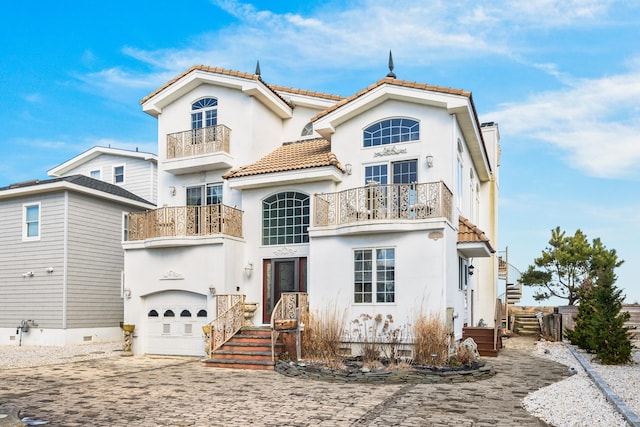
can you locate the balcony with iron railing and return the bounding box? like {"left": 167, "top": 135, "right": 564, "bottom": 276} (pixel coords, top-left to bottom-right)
{"left": 164, "top": 124, "right": 233, "bottom": 174}
{"left": 314, "top": 181, "right": 453, "bottom": 228}
{"left": 126, "top": 204, "right": 243, "bottom": 242}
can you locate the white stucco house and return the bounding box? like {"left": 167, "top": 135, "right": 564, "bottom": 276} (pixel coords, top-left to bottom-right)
{"left": 122, "top": 64, "right": 500, "bottom": 357}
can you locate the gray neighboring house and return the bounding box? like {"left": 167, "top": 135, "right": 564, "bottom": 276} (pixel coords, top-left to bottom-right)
{"left": 48, "top": 146, "right": 158, "bottom": 205}
{"left": 0, "top": 174, "right": 155, "bottom": 346}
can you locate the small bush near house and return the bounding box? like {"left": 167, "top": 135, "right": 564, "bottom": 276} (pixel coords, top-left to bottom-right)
{"left": 412, "top": 313, "right": 450, "bottom": 366}
{"left": 301, "top": 305, "right": 346, "bottom": 367}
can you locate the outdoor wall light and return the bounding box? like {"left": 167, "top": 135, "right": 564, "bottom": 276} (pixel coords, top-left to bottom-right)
{"left": 169, "top": 186, "right": 176, "bottom": 196}
{"left": 123, "top": 288, "right": 132, "bottom": 299}
{"left": 426, "top": 155, "right": 434, "bottom": 168}
{"left": 22, "top": 271, "right": 34, "bottom": 278}
{"left": 244, "top": 262, "right": 254, "bottom": 278}
{"left": 208, "top": 286, "right": 217, "bottom": 296}
{"left": 468, "top": 264, "right": 475, "bottom": 276}
{"left": 344, "top": 163, "right": 353, "bottom": 175}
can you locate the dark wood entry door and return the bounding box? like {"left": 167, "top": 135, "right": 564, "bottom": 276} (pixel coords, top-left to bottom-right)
{"left": 262, "top": 258, "right": 307, "bottom": 323}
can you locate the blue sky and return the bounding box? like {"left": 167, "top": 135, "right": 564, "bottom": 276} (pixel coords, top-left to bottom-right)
{"left": 1, "top": 0, "right": 639, "bottom": 305}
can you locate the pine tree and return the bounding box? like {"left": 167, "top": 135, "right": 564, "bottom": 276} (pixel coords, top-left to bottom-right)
{"left": 566, "top": 268, "right": 633, "bottom": 364}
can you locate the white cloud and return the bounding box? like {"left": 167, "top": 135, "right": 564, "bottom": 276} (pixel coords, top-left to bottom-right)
{"left": 487, "top": 62, "right": 640, "bottom": 179}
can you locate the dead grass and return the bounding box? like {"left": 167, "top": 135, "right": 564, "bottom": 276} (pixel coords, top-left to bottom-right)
{"left": 301, "top": 305, "right": 347, "bottom": 367}
{"left": 412, "top": 313, "right": 450, "bottom": 366}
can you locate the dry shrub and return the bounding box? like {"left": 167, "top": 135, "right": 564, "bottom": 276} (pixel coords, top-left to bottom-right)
{"left": 412, "top": 313, "right": 450, "bottom": 366}
{"left": 301, "top": 305, "right": 346, "bottom": 367}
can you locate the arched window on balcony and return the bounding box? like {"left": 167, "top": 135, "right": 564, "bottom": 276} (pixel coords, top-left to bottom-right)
{"left": 363, "top": 118, "right": 420, "bottom": 147}
{"left": 262, "top": 192, "right": 310, "bottom": 245}
{"left": 191, "top": 97, "right": 218, "bottom": 131}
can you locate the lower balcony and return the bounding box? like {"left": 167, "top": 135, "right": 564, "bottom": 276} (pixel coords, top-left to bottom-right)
{"left": 126, "top": 205, "right": 243, "bottom": 241}
{"left": 313, "top": 181, "right": 452, "bottom": 227}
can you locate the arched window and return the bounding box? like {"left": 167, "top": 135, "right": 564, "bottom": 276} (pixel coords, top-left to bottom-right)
{"left": 180, "top": 310, "right": 192, "bottom": 317}
{"left": 301, "top": 122, "right": 313, "bottom": 136}
{"left": 192, "top": 97, "right": 218, "bottom": 131}
{"left": 163, "top": 309, "right": 175, "bottom": 317}
{"left": 197, "top": 309, "right": 207, "bottom": 317}
{"left": 363, "top": 118, "right": 419, "bottom": 147}
{"left": 147, "top": 309, "right": 159, "bottom": 317}
{"left": 262, "top": 192, "right": 310, "bottom": 245}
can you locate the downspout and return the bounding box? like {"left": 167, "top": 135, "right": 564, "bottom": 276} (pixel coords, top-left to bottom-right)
{"left": 63, "top": 191, "right": 69, "bottom": 330}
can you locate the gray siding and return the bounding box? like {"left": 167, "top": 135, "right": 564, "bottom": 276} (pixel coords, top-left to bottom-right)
{"left": 65, "top": 192, "right": 129, "bottom": 328}
{"left": 0, "top": 193, "right": 65, "bottom": 328}
{"left": 64, "top": 153, "right": 157, "bottom": 204}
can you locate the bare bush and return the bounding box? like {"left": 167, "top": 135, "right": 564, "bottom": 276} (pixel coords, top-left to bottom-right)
{"left": 412, "top": 313, "right": 450, "bottom": 366}
{"left": 301, "top": 305, "right": 346, "bottom": 367}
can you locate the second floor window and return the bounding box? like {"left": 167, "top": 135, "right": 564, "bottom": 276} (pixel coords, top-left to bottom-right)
{"left": 186, "top": 183, "right": 223, "bottom": 206}
{"left": 192, "top": 97, "right": 218, "bottom": 131}
{"left": 23, "top": 203, "right": 40, "bottom": 240}
{"left": 262, "top": 192, "right": 309, "bottom": 245}
{"left": 114, "top": 165, "right": 124, "bottom": 184}
{"left": 363, "top": 118, "right": 419, "bottom": 147}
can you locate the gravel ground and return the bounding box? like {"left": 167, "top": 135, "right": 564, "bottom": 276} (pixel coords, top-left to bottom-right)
{"left": 523, "top": 338, "right": 640, "bottom": 427}
{"left": 0, "top": 341, "right": 123, "bottom": 369}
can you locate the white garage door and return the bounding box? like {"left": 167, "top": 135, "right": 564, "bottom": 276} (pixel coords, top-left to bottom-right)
{"left": 144, "top": 291, "right": 208, "bottom": 356}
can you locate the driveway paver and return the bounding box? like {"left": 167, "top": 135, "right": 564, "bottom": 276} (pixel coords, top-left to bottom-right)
{"left": 0, "top": 338, "right": 567, "bottom": 426}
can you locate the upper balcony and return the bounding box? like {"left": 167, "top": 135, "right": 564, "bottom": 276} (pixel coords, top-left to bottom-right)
{"left": 313, "top": 181, "right": 453, "bottom": 230}
{"left": 126, "top": 204, "right": 243, "bottom": 244}
{"left": 164, "top": 124, "right": 233, "bottom": 174}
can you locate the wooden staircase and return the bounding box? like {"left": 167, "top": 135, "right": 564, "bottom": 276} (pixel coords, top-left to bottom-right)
{"left": 201, "top": 327, "right": 284, "bottom": 370}
{"left": 462, "top": 327, "right": 501, "bottom": 357}
{"left": 513, "top": 312, "right": 541, "bottom": 336}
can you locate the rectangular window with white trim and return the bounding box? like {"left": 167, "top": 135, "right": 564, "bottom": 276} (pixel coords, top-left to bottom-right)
{"left": 23, "top": 203, "right": 41, "bottom": 241}
{"left": 354, "top": 247, "right": 395, "bottom": 303}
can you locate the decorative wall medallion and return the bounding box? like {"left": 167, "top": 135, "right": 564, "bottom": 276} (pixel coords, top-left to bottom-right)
{"left": 428, "top": 231, "right": 444, "bottom": 241}
{"left": 374, "top": 146, "right": 407, "bottom": 157}
{"left": 273, "top": 247, "right": 298, "bottom": 256}
{"left": 160, "top": 270, "right": 184, "bottom": 280}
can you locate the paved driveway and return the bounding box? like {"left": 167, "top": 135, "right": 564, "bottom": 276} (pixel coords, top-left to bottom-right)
{"left": 0, "top": 338, "right": 567, "bottom": 426}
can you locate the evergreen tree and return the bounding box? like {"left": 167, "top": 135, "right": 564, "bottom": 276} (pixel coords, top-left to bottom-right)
{"left": 566, "top": 268, "right": 633, "bottom": 364}
{"left": 521, "top": 227, "right": 623, "bottom": 305}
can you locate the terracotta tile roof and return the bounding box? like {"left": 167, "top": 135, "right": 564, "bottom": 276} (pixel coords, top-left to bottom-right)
{"left": 140, "top": 65, "right": 292, "bottom": 107}
{"left": 267, "top": 84, "right": 345, "bottom": 101}
{"left": 223, "top": 138, "right": 343, "bottom": 179}
{"left": 458, "top": 216, "right": 495, "bottom": 252}
{"left": 310, "top": 77, "right": 472, "bottom": 122}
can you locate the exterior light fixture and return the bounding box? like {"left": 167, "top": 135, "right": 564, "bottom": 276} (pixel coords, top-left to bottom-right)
{"left": 169, "top": 186, "right": 176, "bottom": 196}
{"left": 244, "top": 262, "right": 254, "bottom": 278}
{"left": 468, "top": 264, "right": 475, "bottom": 276}
{"left": 344, "top": 163, "right": 353, "bottom": 175}
{"left": 426, "top": 155, "right": 434, "bottom": 168}
{"left": 123, "top": 288, "right": 132, "bottom": 299}
{"left": 208, "top": 286, "right": 217, "bottom": 296}
{"left": 46, "top": 267, "right": 54, "bottom": 273}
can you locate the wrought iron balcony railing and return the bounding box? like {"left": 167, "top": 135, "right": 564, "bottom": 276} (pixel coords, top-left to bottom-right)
{"left": 314, "top": 181, "right": 453, "bottom": 227}
{"left": 166, "top": 124, "right": 231, "bottom": 160}
{"left": 126, "top": 204, "right": 243, "bottom": 241}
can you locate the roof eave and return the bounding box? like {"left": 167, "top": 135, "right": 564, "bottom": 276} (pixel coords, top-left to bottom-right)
{"left": 0, "top": 181, "right": 155, "bottom": 209}
{"left": 141, "top": 68, "right": 292, "bottom": 119}
{"left": 227, "top": 166, "right": 344, "bottom": 190}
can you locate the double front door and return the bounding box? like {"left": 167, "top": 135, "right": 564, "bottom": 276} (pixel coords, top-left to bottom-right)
{"left": 262, "top": 258, "right": 307, "bottom": 323}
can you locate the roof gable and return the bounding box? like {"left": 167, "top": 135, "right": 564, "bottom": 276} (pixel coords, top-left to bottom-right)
{"left": 140, "top": 65, "right": 293, "bottom": 119}
{"left": 48, "top": 146, "right": 157, "bottom": 177}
